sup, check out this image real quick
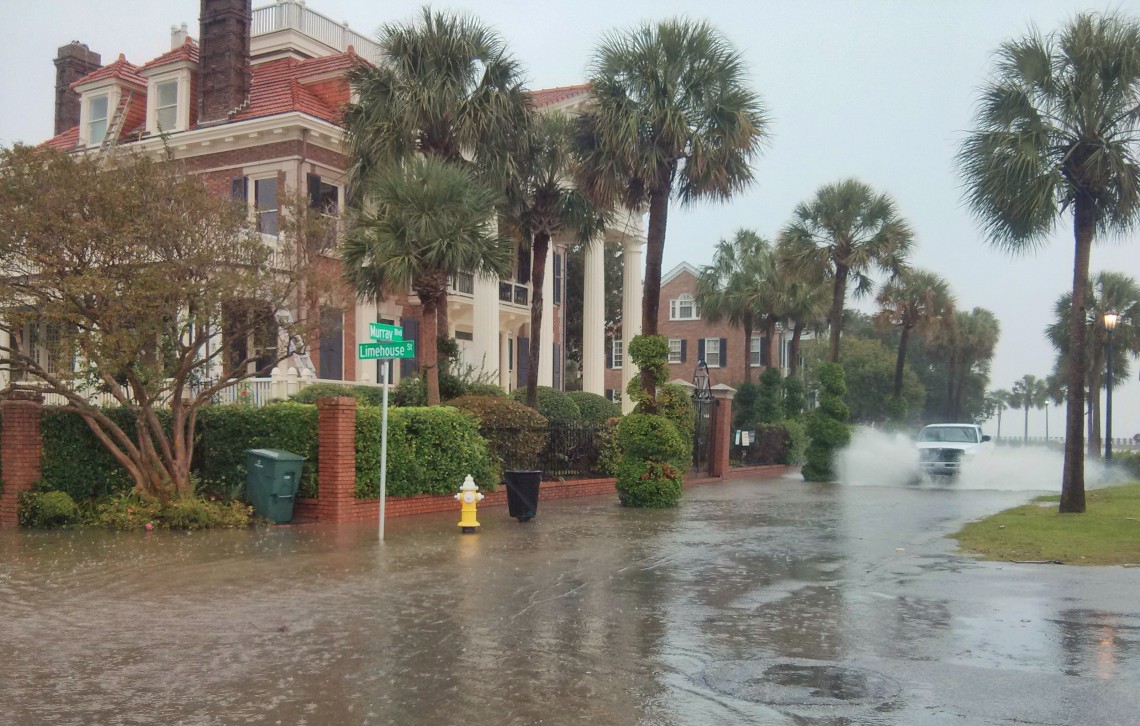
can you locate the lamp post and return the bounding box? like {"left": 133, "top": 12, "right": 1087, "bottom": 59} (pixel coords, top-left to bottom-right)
{"left": 1104, "top": 309, "right": 1119, "bottom": 463}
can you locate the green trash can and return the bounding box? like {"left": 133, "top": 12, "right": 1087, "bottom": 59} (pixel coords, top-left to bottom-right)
{"left": 245, "top": 449, "right": 306, "bottom": 523}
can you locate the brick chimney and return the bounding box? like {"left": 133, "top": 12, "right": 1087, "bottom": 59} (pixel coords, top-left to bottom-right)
{"left": 53, "top": 42, "right": 101, "bottom": 135}
{"left": 197, "top": 0, "right": 251, "bottom": 125}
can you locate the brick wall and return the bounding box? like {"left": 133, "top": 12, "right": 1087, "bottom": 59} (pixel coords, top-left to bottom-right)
{"left": 0, "top": 394, "right": 45, "bottom": 528}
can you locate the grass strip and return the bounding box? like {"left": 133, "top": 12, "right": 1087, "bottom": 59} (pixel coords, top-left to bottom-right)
{"left": 952, "top": 482, "right": 1140, "bottom": 566}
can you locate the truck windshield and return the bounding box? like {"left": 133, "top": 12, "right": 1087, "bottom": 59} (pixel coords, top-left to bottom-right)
{"left": 918, "top": 426, "right": 979, "bottom": 443}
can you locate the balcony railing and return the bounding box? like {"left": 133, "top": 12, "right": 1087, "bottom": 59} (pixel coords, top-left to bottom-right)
{"left": 499, "top": 281, "right": 528, "bottom": 307}
{"left": 252, "top": 1, "right": 379, "bottom": 58}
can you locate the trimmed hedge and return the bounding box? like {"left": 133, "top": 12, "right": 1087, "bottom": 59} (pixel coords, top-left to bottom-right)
{"left": 40, "top": 408, "right": 145, "bottom": 499}
{"left": 18, "top": 490, "right": 80, "bottom": 528}
{"left": 567, "top": 391, "right": 620, "bottom": 424}
{"left": 448, "top": 395, "right": 548, "bottom": 474}
{"left": 355, "top": 406, "right": 497, "bottom": 497}
{"left": 196, "top": 403, "right": 319, "bottom": 498}
{"left": 290, "top": 383, "right": 387, "bottom": 406}
{"left": 511, "top": 386, "right": 581, "bottom": 425}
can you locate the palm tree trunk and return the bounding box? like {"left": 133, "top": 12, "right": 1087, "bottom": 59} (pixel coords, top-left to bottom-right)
{"left": 788, "top": 323, "right": 804, "bottom": 377}
{"left": 997, "top": 408, "right": 1002, "bottom": 440}
{"left": 766, "top": 314, "right": 780, "bottom": 375}
{"left": 742, "top": 312, "right": 754, "bottom": 384}
{"left": 1023, "top": 404, "right": 1029, "bottom": 444}
{"left": 827, "top": 264, "right": 849, "bottom": 363}
{"left": 1060, "top": 197, "right": 1093, "bottom": 514}
{"left": 526, "top": 232, "right": 550, "bottom": 409}
{"left": 893, "top": 326, "right": 911, "bottom": 398}
{"left": 1087, "top": 340, "right": 1103, "bottom": 458}
{"left": 640, "top": 184, "right": 670, "bottom": 400}
{"left": 437, "top": 290, "right": 450, "bottom": 377}
{"left": 419, "top": 291, "right": 441, "bottom": 406}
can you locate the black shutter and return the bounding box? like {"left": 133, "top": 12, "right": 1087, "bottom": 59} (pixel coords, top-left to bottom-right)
{"left": 517, "top": 337, "right": 529, "bottom": 389}
{"left": 680, "top": 338, "right": 687, "bottom": 364}
{"left": 553, "top": 342, "right": 562, "bottom": 389}
{"left": 553, "top": 252, "right": 563, "bottom": 304}
{"left": 606, "top": 339, "right": 613, "bottom": 368}
{"left": 307, "top": 173, "right": 322, "bottom": 208}
{"left": 400, "top": 318, "right": 420, "bottom": 377}
{"left": 720, "top": 338, "right": 727, "bottom": 368}
{"left": 698, "top": 338, "right": 706, "bottom": 364}
{"left": 760, "top": 336, "right": 769, "bottom": 367}
{"left": 231, "top": 176, "right": 247, "bottom": 201}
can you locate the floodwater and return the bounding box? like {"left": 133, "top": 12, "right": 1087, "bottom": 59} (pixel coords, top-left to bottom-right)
{"left": 2, "top": 473, "right": 1139, "bottom": 725}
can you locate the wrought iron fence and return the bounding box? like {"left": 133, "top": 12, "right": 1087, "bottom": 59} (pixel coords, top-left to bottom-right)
{"left": 480, "top": 423, "right": 611, "bottom": 480}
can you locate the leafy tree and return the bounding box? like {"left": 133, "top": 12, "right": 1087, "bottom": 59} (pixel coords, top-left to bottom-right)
{"left": 344, "top": 7, "right": 531, "bottom": 361}
{"left": 1045, "top": 271, "right": 1140, "bottom": 455}
{"left": 834, "top": 337, "right": 924, "bottom": 424}
{"left": 695, "top": 230, "right": 776, "bottom": 383}
{"left": 342, "top": 157, "right": 511, "bottom": 405}
{"left": 575, "top": 18, "right": 768, "bottom": 396}
{"left": 874, "top": 268, "right": 955, "bottom": 399}
{"left": 779, "top": 179, "right": 914, "bottom": 363}
{"left": 958, "top": 12, "right": 1140, "bottom": 512}
{"left": 0, "top": 147, "right": 307, "bottom": 501}
{"left": 500, "top": 112, "right": 608, "bottom": 408}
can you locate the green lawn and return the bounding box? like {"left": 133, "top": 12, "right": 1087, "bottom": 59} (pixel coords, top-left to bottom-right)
{"left": 952, "top": 483, "right": 1140, "bottom": 566}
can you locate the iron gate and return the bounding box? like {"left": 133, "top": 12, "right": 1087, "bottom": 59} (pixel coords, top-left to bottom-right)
{"left": 692, "top": 397, "right": 715, "bottom": 473}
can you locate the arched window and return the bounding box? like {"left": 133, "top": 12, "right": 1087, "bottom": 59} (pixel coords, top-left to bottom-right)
{"left": 669, "top": 293, "right": 699, "bottom": 321}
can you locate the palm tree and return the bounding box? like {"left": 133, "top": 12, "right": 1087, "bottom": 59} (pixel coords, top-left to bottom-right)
{"left": 781, "top": 274, "right": 830, "bottom": 378}
{"left": 1045, "top": 271, "right": 1140, "bottom": 455}
{"left": 695, "top": 230, "right": 775, "bottom": 384}
{"left": 342, "top": 157, "right": 511, "bottom": 405}
{"left": 931, "top": 308, "right": 1001, "bottom": 422}
{"left": 959, "top": 12, "right": 1140, "bottom": 512}
{"left": 344, "top": 7, "right": 532, "bottom": 365}
{"left": 988, "top": 388, "right": 1013, "bottom": 440}
{"left": 874, "top": 269, "right": 955, "bottom": 398}
{"left": 1012, "top": 374, "right": 1046, "bottom": 444}
{"left": 501, "top": 112, "right": 608, "bottom": 409}
{"left": 574, "top": 18, "right": 768, "bottom": 393}
{"left": 779, "top": 179, "right": 914, "bottom": 363}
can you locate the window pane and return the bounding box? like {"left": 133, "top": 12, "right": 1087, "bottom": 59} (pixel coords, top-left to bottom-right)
{"left": 89, "top": 119, "right": 108, "bottom": 145}
{"left": 89, "top": 95, "right": 108, "bottom": 121}
{"left": 157, "top": 106, "right": 176, "bottom": 131}
{"left": 88, "top": 95, "right": 108, "bottom": 145}
{"left": 668, "top": 338, "right": 682, "bottom": 364}
{"left": 256, "top": 178, "right": 279, "bottom": 236}
{"left": 750, "top": 337, "right": 761, "bottom": 366}
{"left": 157, "top": 81, "right": 178, "bottom": 107}
{"left": 705, "top": 338, "right": 720, "bottom": 367}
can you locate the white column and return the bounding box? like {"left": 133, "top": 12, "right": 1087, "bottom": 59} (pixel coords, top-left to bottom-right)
{"left": 471, "top": 273, "right": 501, "bottom": 382}
{"left": 499, "top": 331, "right": 511, "bottom": 391}
{"left": 354, "top": 298, "right": 376, "bottom": 382}
{"left": 621, "top": 235, "right": 643, "bottom": 414}
{"left": 538, "top": 246, "right": 554, "bottom": 387}
{"left": 582, "top": 236, "right": 605, "bottom": 395}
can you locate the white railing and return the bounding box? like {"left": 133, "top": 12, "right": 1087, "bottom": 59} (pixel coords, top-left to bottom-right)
{"left": 252, "top": 1, "right": 379, "bottom": 59}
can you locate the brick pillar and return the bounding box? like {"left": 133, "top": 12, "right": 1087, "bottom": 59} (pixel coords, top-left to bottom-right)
{"left": 709, "top": 384, "right": 736, "bottom": 478}
{"left": 0, "top": 393, "right": 45, "bottom": 528}
{"left": 316, "top": 396, "right": 358, "bottom": 523}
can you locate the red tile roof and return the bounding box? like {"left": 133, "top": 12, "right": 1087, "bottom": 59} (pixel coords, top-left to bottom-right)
{"left": 70, "top": 53, "right": 147, "bottom": 89}
{"left": 231, "top": 52, "right": 363, "bottom": 124}
{"left": 140, "top": 37, "right": 199, "bottom": 71}
{"left": 531, "top": 84, "right": 590, "bottom": 108}
{"left": 42, "top": 126, "right": 79, "bottom": 151}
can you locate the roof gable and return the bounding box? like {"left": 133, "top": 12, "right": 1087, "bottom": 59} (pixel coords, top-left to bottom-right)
{"left": 140, "top": 37, "right": 199, "bottom": 72}
{"left": 662, "top": 262, "right": 701, "bottom": 285}
{"left": 71, "top": 53, "right": 146, "bottom": 89}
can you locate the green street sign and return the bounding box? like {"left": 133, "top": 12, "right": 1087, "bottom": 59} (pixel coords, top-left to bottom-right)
{"left": 369, "top": 322, "right": 404, "bottom": 342}
{"left": 359, "top": 340, "right": 416, "bottom": 360}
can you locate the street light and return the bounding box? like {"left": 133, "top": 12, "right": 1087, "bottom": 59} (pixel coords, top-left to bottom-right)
{"left": 1104, "top": 309, "right": 1119, "bottom": 463}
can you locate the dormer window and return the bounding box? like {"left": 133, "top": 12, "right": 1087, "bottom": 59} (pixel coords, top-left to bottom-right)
{"left": 88, "top": 95, "right": 109, "bottom": 145}
{"left": 155, "top": 80, "right": 178, "bottom": 132}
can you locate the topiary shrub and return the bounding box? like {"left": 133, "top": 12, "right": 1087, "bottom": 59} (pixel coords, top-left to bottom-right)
{"left": 802, "top": 363, "right": 851, "bottom": 481}
{"left": 613, "top": 413, "right": 687, "bottom": 507}
{"left": 355, "top": 406, "right": 497, "bottom": 497}
{"left": 449, "top": 395, "right": 549, "bottom": 473}
{"left": 290, "top": 382, "right": 386, "bottom": 406}
{"left": 733, "top": 382, "right": 761, "bottom": 429}
{"left": 567, "top": 391, "right": 620, "bottom": 424}
{"left": 510, "top": 386, "right": 581, "bottom": 425}
{"left": 623, "top": 335, "right": 670, "bottom": 412}
{"left": 18, "top": 490, "right": 80, "bottom": 528}
{"left": 757, "top": 368, "right": 784, "bottom": 423}
{"left": 640, "top": 383, "right": 695, "bottom": 446}
{"left": 783, "top": 377, "right": 806, "bottom": 418}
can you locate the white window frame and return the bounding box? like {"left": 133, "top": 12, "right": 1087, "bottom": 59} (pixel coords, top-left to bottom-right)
{"left": 252, "top": 176, "right": 280, "bottom": 237}
{"left": 88, "top": 94, "right": 109, "bottom": 146}
{"left": 612, "top": 339, "right": 623, "bottom": 369}
{"left": 704, "top": 338, "right": 721, "bottom": 368}
{"left": 669, "top": 293, "right": 700, "bottom": 321}
{"left": 154, "top": 79, "right": 179, "bottom": 132}
{"left": 668, "top": 338, "right": 683, "bottom": 364}
{"left": 750, "top": 336, "right": 762, "bottom": 366}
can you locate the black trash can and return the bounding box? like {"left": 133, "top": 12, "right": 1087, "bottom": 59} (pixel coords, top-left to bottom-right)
{"left": 503, "top": 470, "right": 542, "bottom": 522}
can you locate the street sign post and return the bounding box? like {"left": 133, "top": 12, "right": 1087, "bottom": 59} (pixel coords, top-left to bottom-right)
{"left": 357, "top": 336, "right": 415, "bottom": 542}
{"left": 369, "top": 322, "right": 403, "bottom": 342}
{"left": 358, "top": 340, "right": 415, "bottom": 360}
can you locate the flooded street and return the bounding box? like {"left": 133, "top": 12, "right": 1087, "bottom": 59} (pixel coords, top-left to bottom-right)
{"left": 2, "top": 476, "right": 1139, "bottom": 725}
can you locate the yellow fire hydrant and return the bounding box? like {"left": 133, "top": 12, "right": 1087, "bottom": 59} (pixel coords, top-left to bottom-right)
{"left": 455, "top": 475, "right": 485, "bottom": 534}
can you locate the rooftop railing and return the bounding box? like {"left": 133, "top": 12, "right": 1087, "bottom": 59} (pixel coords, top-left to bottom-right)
{"left": 252, "top": 0, "right": 378, "bottom": 59}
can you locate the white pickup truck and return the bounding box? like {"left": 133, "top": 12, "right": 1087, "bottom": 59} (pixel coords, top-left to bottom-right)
{"left": 915, "top": 423, "right": 991, "bottom": 480}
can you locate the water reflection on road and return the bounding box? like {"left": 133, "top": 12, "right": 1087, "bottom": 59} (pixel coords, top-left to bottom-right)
{"left": 1, "top": 477, "right": 1137, "bottom": 724}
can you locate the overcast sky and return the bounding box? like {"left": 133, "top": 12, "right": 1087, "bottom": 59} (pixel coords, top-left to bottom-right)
{"left": 1, "top": 0, "right": 1138, "bottom": 438}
